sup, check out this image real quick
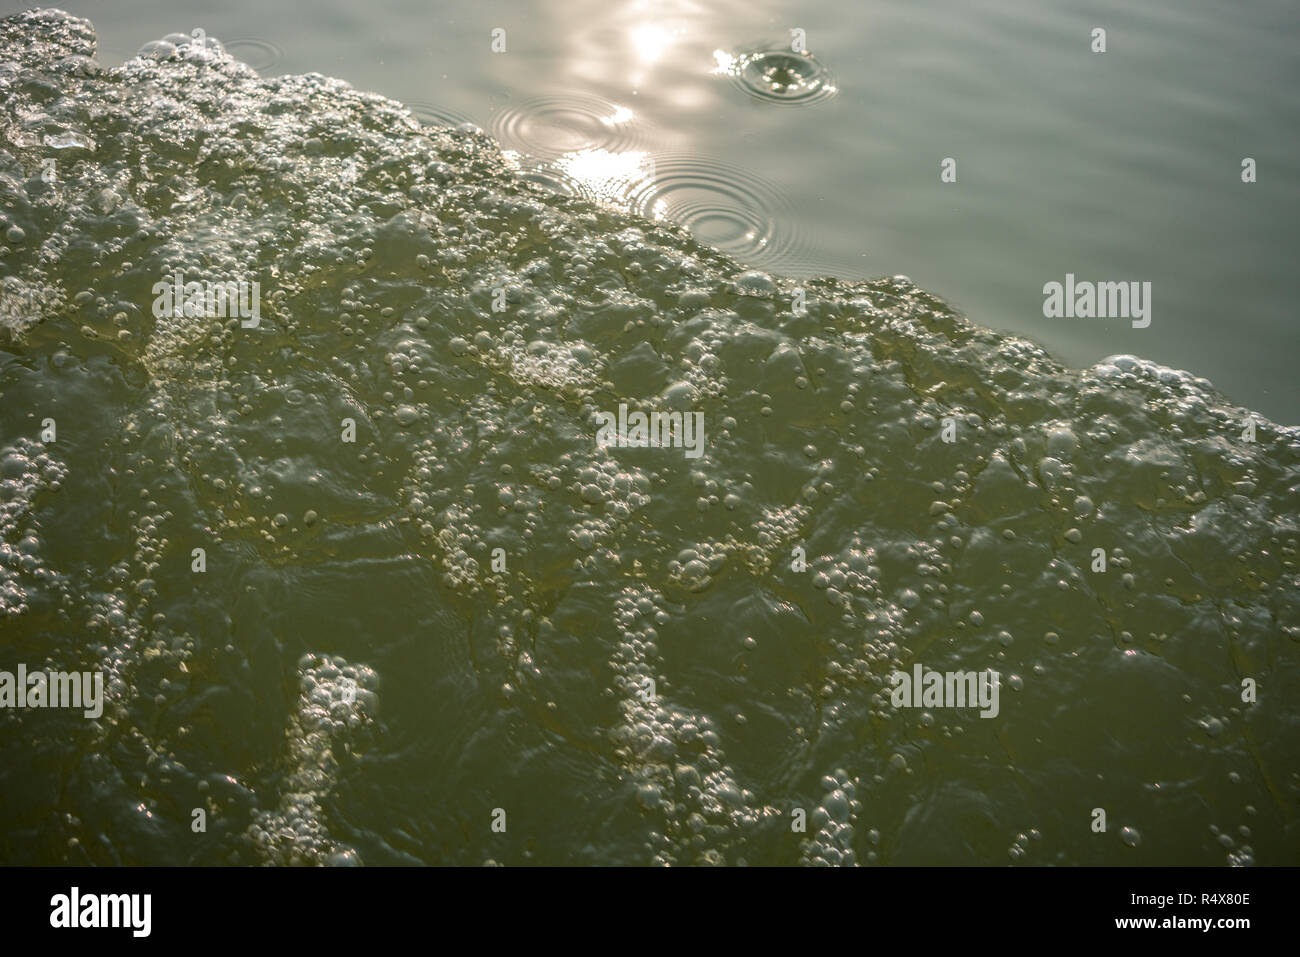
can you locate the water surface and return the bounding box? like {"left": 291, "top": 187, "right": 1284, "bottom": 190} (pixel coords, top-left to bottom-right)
{"left": 6, "top": 0, "right": 1296, "bottom": 421}
{"left": 0, "top": 7, "right": 1296, "bottom": 867}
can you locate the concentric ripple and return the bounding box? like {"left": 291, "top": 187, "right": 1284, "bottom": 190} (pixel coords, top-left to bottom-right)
{"left": 624, "top": 153, "right": 807, "bottom": 268}
{"left": 406, "top": 101, "right": 477, "bottom": 131}
{"left": 223, "top": 37, "right": 285, "bottom": 73}
{"left": 718, "top": 47, "right": 838, "bottom": 105}
{"left": 490, "top": 94, "right": 644, "bottom": 160}
{"left": 506, "top": 155, "right": 597, "bottom": 202}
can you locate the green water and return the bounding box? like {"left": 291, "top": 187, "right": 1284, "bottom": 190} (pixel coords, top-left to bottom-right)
{"left": 0, "top": 8, "right": 1297, "bottom": 866}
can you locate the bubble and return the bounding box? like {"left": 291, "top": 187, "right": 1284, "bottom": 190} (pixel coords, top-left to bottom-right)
{"left": 733, "top": 270, "right": 776, "bottom": 298}
{"left": 135, "top": 40, "right": 178, "bottom": 60}
{"left": 138, "top": 30, "right": 225, "bottom": 60}
{"left": 1046, "top": 427, "right": 1077, "bottom": 458}
{"left": 43, "top": 130, "right": 94, "bottom": 150}
{"left": 249, "top": 654, "right": 378, "bottom": 865}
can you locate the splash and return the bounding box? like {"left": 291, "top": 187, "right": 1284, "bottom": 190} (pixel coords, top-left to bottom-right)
{"left": 715, "top": 46, "right": 839, "bottom": 106}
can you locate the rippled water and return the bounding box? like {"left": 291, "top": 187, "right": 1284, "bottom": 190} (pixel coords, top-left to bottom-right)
{"left": 221, "top": 37, "right": 283, "bottom": 74}
{"left": 13, "top": 0, "right": 1294, "bottom": 422}
{"left": 0, "top": 9, "right": 1297, "bottom": 866}
{"left": 718, "top": 46, "right": 838, "bottom": 106}
{"left": 623, "top": 153, "right": 805, "bottom": 268}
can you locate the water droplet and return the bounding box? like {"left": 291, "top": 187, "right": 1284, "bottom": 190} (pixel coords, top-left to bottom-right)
{"left": 724, "top": 48, "right": 838, "bottom": 105}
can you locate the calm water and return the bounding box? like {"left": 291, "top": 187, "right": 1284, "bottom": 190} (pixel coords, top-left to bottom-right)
{"left": 0, "top": 5, "right": 1296, "bottom": 866}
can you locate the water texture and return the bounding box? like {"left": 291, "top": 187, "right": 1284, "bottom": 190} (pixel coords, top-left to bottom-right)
{"left": 0, "top": 10, "right": 1296, "bottom": 866}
